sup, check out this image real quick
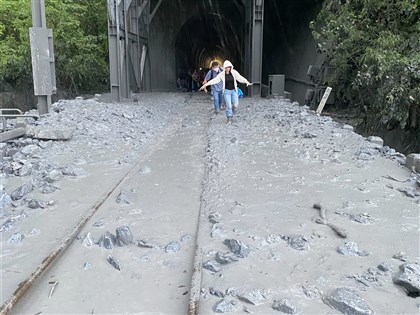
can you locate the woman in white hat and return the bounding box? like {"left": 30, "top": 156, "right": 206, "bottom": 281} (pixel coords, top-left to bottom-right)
{"left": 200, "top": 60, "right": 253, "bottom": 124}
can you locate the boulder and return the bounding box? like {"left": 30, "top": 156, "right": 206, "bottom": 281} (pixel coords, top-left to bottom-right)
{"left": 215, "top": 251, "right": 239, "bottom": 264}
{"left": 406, "top": 154, "right": 420, "bottom": 172}
{"left": 393, "top": 262, "right": 420, "bottom": 296}
{"left": 27, "top": 126, "right": 74, "bottom": 141}
{"left": 323, "top": 288, "right": 373, "bottom": 315}
{"left": 203, "top": 260, "right": 221, "bottom": 273}
{"left": 115, "top": 226, "right": 133, "bottom": 246}
{"left": 288, "top": 235, "right": 310, "bottom": 251}
{"left": 223, "top": 239, "right": 251, "bottom": 258}
{"left": 272, "top": 299, "right": 296, "bottom": 314}
{"left": 98, "top": 231, "right": 116, "bottom": 249}
{"left": 10, "top": 184, "right": 33, "bottom": 201}
{"left": 213, "top": 299, "right": 239, "bottom": 313}
{"left": 235, "top": 289, "right": 267, "bottom": 306}
{"left": 367, "top": 136, "right": 384, "bottom": 146}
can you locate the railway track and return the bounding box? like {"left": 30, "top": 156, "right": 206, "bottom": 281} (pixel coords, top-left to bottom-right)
{"left": 1, "top": 95, "right": 212, "bottom": 315}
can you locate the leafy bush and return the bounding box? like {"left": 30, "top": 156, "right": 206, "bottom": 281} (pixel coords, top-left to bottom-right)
{"left": 0, "top": 0, "right": 109, "bottom": 94}
{"left": 311, "top": 0, "right": 420, "bottom": 138}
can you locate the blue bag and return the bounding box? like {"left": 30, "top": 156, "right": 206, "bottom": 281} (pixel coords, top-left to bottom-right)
{"left": 237, "top": 87, "right": 244, "bottom": 98}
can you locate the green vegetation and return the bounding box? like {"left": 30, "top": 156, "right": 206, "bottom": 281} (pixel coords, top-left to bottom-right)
{"left": 0, "top": 0, "right": 109, "bottom": 94}
{"left": 311, "top": 0, "right": 420, "bottom": 150}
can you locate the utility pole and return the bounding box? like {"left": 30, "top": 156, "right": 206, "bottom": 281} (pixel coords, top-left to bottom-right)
{"left": 30, "top": 0, "right": 56, "bottom": 114}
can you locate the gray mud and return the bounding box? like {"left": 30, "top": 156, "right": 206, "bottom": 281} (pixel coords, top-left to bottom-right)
{"left": 1, "top": 94, "right": 419, "bottom": 314}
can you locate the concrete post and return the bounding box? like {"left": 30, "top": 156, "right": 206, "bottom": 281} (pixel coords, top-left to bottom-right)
{"left": 31, "top": 0, "right": 53, "bottom": 114}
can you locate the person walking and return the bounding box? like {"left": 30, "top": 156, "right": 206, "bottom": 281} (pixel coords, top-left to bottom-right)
{"left": 191, "top": 69, "right": 200, "bottom": 92}
{"left": 200, "top": 60, "right": 252, "bottom": 124}
{"left": 203, "top": 61, "right": 224, "bottom": 114}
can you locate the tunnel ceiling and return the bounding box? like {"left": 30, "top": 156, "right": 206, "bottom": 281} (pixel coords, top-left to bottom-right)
{"left": 175, "top": 7, "right": 244, "bottom": 73}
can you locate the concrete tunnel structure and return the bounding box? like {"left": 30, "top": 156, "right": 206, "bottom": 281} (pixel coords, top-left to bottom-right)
{"left": 108, "top": 0, "right": 323, "bottom": 105}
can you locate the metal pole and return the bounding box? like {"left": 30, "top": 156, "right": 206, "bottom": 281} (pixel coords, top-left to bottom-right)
{"left": 108, "top": 0, "right": 122, "bottom": 101}
{"left": 250, "top": 0, "right": 264, "bottom": 97}
{"left": 31, "top": 0, "right": 51, "bottom": 114}
{"left": 124, "top": 0, "right": 130, "bottom": 98}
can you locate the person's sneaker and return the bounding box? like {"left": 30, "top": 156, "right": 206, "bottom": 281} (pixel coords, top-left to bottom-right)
{"left": 215, "top": 109, "right": 220, "bottom": 114}
{"left": 227, "top": 117, "right": 232, "bottom": 124}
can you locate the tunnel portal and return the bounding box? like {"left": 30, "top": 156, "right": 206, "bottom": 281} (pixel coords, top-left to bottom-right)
{"left": 107, "top": 0, "right": 321, "bottom": 104}
{"left": 175, "top": 13, "right": 243, "bottom": 76}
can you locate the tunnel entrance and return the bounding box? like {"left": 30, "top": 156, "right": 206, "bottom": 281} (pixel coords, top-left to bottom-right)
{"left": 107, "top": 0, "right": 320, "bottom": 103}
{"left": 175, "top": 13, "right": 243, "bottom": 84}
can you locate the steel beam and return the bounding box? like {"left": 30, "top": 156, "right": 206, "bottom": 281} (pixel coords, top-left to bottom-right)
{"left": 250, "top": 0, "right": 264, "bottom": 97}
{"left": 108, "top": 0, "right": 122, "bottom": 101}
{"left": 137, "top": 0, "right": 149, "bottom": 18}
{"left": 149, "top": 0, "right": 163, "bottom": 23}
{"left": 108, "top": 0, "right": 150, "bottom": 101}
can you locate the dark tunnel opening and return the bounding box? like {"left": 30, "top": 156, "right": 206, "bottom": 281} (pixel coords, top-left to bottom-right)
{"left": 149, "top": 0, "right": 321, "bottom": 100}
{"left": 262, "top": 0, "right": 322, "bottom": 102}
{"left": 175, "top": 13, "right": 244, "bottom": 85}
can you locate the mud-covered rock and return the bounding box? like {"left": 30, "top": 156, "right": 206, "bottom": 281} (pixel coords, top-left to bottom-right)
{"left": 27, "top": 126, "right": 74, "bottom": 141}
{"left": 337, "top": 242, "right": 369, "bottom": 256}
{"left": 302, "top": 285, "right": 322, "bottom": 299}
{"left": 40, "top": 182, "right": 59, "bottom": 194}
{"left": 7, "top": 232, "right": 25, "bottom": 245}
{"left": 107, "top": 255, "right": 122, "bottom": 271}
{"left": 215, "top": 251, "right": 239, "bottom": 264}
{"left": 82, "top": 232, "right": 95, "bottom": 247}
{"left": 393, "top": 252, "right": 408, "bottom": 262}
{"left": 165, "top": 241, "right": 180, "bottom": 253}
{"left": 323, "top": 288, "right": 373, "bottom": 315}
{"left": 62, "top": 165, "right": 87, "bottom": 177}
{"left": 116, "top": 226, "right": 133, "bottom": 246}
{"left": 10, "top": 184, "right": 33, "bottom": 201}
{"left": 21, "top": 144, "right": 42, "bottom": 157}
{"left": 213, "top": 299, "right": 239, "bottom": 313}
{"left": 235, "top": 289, "right": 267, "bottom": 305}
{"left": 377, "top": 262, "right": 393, "bottom": 273}
{"left": 116, "top": 190, "right": 133, "bottom": 205}
{"left": 0, "top": 219, "right": 16, "bottom": 232}
{"left": 44, "top": 169, "right": 63, "bottom": 183}
{"left": 19, "top": 163, "right": 33, "bottom": 176}
{"left": 288, "top": 235, "right": 310, "bottom": 251}
{"left": 203, "top": 260, "right": 221, "bottom": 272}
{"left": 272, "top": 299, "right": 296, "bottom": 314}
{"left": 0, "top": 193, "right": 12, "bottom": 209}
{"left": 393, "top": 263, "right": 420, "bottom": 296}
{"left": 26, "top": 199, "right": 46, "bottom": 209}
{"left": 93, "top": 218, "right": 106, "bottom": 228}
{"left": 223, "top": 239, "right": 251, "bottom": 258}
{"left": 137, "top": 240, "right": 159, "bottom": 249}
{"left": 209, "top": 287, "right": 226, "bottom": 298}
{"left": 98, "top": 231, "right": 116, "bottom": 249}
{"left": 208, "top": 212, "right": 222, "bottom": 224}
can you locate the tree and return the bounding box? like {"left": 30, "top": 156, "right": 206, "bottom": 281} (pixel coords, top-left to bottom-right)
{"left": 311, "top": 0, "right": 420, "bottom": 150}
{"left": 0, "top": 0, "right": 109, "bottom": 94}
